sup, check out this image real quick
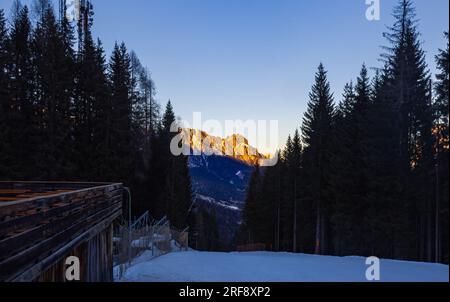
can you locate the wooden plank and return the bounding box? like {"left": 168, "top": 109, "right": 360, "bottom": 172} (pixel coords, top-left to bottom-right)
{"left": 0, "top": 181, "right": 117, "bottom": 192}
{"left": 0, "top": 197, "right": 17, "bottom": 202}
{"left": 0, "top": 184, "right": 122, "bottom": 219}
{"left": 0, "top": 182, "right": 123, "bottom": 210}
{"left": 0, "top": 189, "right": 30, "bottom": 195}
{"left": 0, "top": 189, "right": 122, "bottom": 238}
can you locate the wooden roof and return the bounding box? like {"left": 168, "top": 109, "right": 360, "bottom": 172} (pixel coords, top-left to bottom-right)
{"left": 0, "top": 181, "right": 119, "bottom": 204}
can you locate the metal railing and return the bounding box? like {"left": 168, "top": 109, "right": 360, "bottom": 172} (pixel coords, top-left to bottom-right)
{"left": 113, "top": 213, "right": 189, "bottom": 280}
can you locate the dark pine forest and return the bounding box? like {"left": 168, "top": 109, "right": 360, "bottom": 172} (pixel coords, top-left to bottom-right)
{"left": 239, "top": 0, "right": 449, "bottom": 264}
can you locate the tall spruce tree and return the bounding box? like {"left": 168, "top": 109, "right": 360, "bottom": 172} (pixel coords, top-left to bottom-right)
{"left": 32, "top": 3, "right": 75, "bottom": 179}
{"left": 290, "top": 130, "right": 302, "bottom": 252}
{"left": 348, "top": 65, "right": 372, "bottom": 255}
{"left": 162, "top": 101, "right": 192, "bottom": 229}
{"left": 144, "top": 101, "right": 192, "bottom": 229}
{"left": 383, "top": 0, "right": 435, "bottom": 261}
{"left": 329, "top": 68, "right": 373, "bottom": 256}
{"left": 279, "top": 135, "right": 293, "bottom": 250}
{"left": 90, "top": 38, "right": 113, "bottom": 181}
{"left": 434, "top": 31, "right": 449, "bottom": 263}
{"left": 329, "top": 81, "right": 359, "bottom": 255}
{"left": 73, "top": 0, "right": 100, "bottom": 180}
{"left": 362, "top": 64, "right": 405, "bottom": 259}
{"left": 258, "top": 155, "right": 282, "bottom": 250}
{"left": 242, "top": 164, "right": 261, "bottom": 244}
{"left": 108, "top": 42, "right": 134, "bottom": 184}
{"left": 7, "top": 2, "right": 36, "bottom": 179}
{"left": 0, "top": 9, "right": 10, "bottom": 179}
{"left": 301, "top": 63, "right": 335, "bottom": 255}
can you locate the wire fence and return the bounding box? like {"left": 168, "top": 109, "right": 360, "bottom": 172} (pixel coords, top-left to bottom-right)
{"left": 113, "top": 212, "right": 189, "bottom": 280}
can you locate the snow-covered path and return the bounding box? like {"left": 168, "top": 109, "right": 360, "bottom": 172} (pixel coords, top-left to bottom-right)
{"left": 118, "top": 251, "right": 449, "bottom": 282}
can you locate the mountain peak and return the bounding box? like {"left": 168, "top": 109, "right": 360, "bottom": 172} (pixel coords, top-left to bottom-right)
{"left": 181, "top": 128, "right": 269, "bottom": 166}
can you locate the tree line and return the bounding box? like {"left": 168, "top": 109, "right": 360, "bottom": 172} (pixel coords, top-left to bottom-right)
{"left": 240, "top": 0, "right": 449, "bottom": 264}
{"left": 0, "top": 1, "right": 195, "bottom": 237}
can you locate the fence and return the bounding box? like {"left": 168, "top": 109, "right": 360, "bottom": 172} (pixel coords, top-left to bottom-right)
{"left": 113, "top": 212, "right": 189, "bottom": 280}
{"left": 236, "top": 243, "right": 269, "bottom": 252}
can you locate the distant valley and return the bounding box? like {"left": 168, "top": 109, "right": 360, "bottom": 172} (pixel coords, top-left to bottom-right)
{"left": 184, "top": 129, "right": 266, "bottom": 248}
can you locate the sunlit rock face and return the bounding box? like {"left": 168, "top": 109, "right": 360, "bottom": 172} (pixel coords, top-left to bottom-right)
{"left": 183, "top": 129, "right": 266, "bottom": 249}
{"left": 181, "top": 128, "right": 269, "bottom": 166}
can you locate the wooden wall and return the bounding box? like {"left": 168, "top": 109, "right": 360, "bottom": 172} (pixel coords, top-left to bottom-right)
{"left": 36, "top": 225, "right": 114, "bottom": 282}
{"left": 0, "top": 182, "right": 123, "bottom": 282}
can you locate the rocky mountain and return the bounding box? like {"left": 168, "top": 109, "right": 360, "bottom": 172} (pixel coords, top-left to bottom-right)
{"left": 182, "top": 128, "right": 269, "bottom": 165}
{"left": 184, "top": 129, "right": 266, "bottom": 248}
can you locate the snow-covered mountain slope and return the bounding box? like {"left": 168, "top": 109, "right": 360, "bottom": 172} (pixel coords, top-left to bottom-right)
{"left": 185, "top": 129, "right": 277, "bottom": 247}
{"left": 188, "top": 154, "right": 254, "bottom": 246}
{"left": 118, "top": 251, "right": 449, "bottom": 282}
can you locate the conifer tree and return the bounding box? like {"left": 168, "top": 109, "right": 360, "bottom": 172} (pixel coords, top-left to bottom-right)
{"left": 144, "top": 101, "right": 192, "bottom": 230}
{"left": 383, "top": 0, "right": 434, "bottom": 260}
{"left": 7, "top": 3, "right": 35, "bottom": 179}
{"left": 242, "top": 164, "right": 261, "bottom": 243}
{"left": 301, "top": 63, "right": 335, "bottom": 255}
{"left": 108, "top": 42, "right": 134, "bottom": 183}
{"left": 290, "top": 130, "right": 302, "bottom": 252}
{"left": 279, "top": 135, "right": 294, "bottom": 251}
{"left": 434, "top": 32, "right": 449, "bottom": 263}
{"left": 0, "top": 9, "right": 10, "bottom": 179}
{"left": 329, "top": 82, "right": 359, "bottom": 255}
{"left": 32, "top": 3, "right": 75, "bottom": 179}
{"left": 73, "top": 0, "right": 100, "bottom": 180}
{"left": 258, "top": 155, "right": 282, "bottom": 250}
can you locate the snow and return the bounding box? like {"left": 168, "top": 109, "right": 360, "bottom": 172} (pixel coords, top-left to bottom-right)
{"left": 117, "top": 251, "right": 449, "bottom": 282}
{"left": 196, "top": 194, "right": 240, "bottom": 211}
{"left": 235, "top": 170, "right": 245, "bottom": 180}
{"left": 114, "top": 239, "right": 193, "bottom": 280}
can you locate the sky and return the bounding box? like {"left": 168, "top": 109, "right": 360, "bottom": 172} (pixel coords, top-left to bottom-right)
{"left": 0, "top": 0, "right": 449, "bottom": 153}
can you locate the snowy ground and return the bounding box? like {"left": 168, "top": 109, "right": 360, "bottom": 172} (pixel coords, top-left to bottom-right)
{"left": 117, "top": 251, "right": 449, "bottom": 282}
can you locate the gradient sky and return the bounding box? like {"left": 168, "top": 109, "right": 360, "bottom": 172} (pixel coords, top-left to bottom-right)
{"left": 1, "top": 0, "right": 449, "bottom": 153}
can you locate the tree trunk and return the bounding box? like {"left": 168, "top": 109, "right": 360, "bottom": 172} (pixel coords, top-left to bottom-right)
{"left": 293, "top": 178, "right": 297, "bottom": 253}
{"left": 321, "top": 213, "right": 326, "bottom": 254}
{"left": 427, "top": 201, "right": 432, "bottom": 262}
{"left": 435, "top": 160, "right": 440, "bottom": 263}
{"left": 276, "top": 203, "right": 280, "bottom": 252}
{"left": 293, "top": 199, "right": 297, "bottom": 253}
{"left": 315, "top": 205, "right": 321, "bottom": 254}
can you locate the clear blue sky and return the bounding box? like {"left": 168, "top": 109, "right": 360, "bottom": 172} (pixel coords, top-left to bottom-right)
{"left": 1, "top": 0, "right": 448, "bottom": 152}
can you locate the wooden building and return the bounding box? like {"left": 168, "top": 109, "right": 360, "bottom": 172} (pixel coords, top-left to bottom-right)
{"left": 0, "top": 182, "right": 123, "bottom": 282}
